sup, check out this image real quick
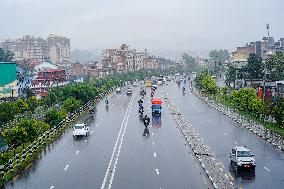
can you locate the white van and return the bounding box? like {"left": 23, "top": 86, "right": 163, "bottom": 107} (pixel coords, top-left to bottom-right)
{"left": 230, "top": 146, "right": 255, "bottom": 171}
{"left": 73, "top": 123, "right": 89, "bottom": 137}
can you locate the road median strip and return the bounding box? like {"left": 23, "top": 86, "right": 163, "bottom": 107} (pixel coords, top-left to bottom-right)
{"left": 165, "top": 96, "right": 234, "bottom": 189}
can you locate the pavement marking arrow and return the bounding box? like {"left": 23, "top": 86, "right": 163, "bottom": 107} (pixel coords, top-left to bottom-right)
{"left": 64, "top": 164, "right": 69, "bottom": 171}
{"left": 156, "top": 169, "right": 160, "bottom": 175}
{"left": 264, "top": 166, "right": 270, "bottom": 172}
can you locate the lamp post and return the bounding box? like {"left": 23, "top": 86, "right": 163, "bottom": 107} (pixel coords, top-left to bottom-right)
{"left": 263, "top": 60, "right": 267, "bottom": 100}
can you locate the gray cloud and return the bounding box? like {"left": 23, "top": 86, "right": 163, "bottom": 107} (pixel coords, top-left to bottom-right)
{"left": 0, "top": 0, "right": 283, "bottom": 51}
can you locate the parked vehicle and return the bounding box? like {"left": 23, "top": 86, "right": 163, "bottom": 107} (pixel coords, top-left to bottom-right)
{"left": 73, "top": 123, "right": 89, "bottom": 137}
{"left": 151, "top": 98, "right": 162, "bottom": 115}
{"left": 230, "top": 146, "right": 256, "bottom": 171}
{"left": 126, "top": 87, "right": 132, "bottom": 95}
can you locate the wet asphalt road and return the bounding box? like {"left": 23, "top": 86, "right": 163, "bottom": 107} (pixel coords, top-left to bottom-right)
{"left": 5, "top": 85, "right": 210, "bottom": 189}
{"left": 165, "top": 81, "right": 284, "bottom": 189}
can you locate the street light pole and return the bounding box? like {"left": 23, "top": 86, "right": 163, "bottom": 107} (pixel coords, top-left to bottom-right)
{"left": 263, "top": 60, "right": 267, "bottom": 100}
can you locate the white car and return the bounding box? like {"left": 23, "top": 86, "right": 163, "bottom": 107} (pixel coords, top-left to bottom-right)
{"left": 133, "top": 82, "right": 138, "bottom": 86}
{"left": 230, "top": 146, "right": 255, "bottom": 171}
{"left": 126, "top": 87, "right": 132, "bottom": 95}
{"left": 73, "top": 123, "right": 89, "bottom": 137}
{"left": 157, "top": 80, "right": 163, "bottom": 85}
{"left": 116, "top": 87, "right": 121, "bottom": 93}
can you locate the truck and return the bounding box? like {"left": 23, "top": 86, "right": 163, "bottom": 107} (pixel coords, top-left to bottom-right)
{"left": 151, "top": 98, "right": 162, "bottom": 115}
{"left": 230, "top": 146, "right": 256, "bottom": 171}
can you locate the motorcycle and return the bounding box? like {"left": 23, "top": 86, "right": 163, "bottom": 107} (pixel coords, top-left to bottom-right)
{"left": 143, "top": 127, "right": 150, "bottom": 138}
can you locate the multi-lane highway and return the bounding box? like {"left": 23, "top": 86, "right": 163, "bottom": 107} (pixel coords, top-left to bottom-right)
{"left": 5, "top": 81, "right": 284, "bottom": 189}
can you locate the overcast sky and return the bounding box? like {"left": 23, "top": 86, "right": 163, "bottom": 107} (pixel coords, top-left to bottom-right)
{"left": 0, "top": 0, "right": 283, "bottom": 51}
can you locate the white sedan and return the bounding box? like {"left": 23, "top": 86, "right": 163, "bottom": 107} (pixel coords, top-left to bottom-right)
{"left": 73, "top": 123, "right": 89, "bottom": 137}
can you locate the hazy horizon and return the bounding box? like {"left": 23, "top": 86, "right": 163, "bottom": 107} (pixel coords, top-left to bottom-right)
{"left": 1, "top": 0, "right": 283, "bottom": 51}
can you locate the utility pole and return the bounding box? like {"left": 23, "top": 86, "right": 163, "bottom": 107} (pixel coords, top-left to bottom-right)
{"left": 234, "top": 69, "right": 238, "bottom": 89}
{"left": 263, "top": 23, "right": 270, "bottom": 100}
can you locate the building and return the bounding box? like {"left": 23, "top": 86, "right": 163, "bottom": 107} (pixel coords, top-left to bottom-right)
{"left": 1, "top": 35, "right": 48, "bottom": 62}
{"left": 30, "top": 68, "right": 68, "bottom": 97}
{"left": 1, "top": 34, "right": 71, "bottom": 66}
{"left": 47, "top": 34, "right": 71, "bottom": 66}
{"left": 101, "top": 44, "right": 160, "bottom": 73}
{"left": 34, "top": 61, "right": 58, "bottom": 75}
{"left": 0, "top": 63, "right": 18, "bottom": 98}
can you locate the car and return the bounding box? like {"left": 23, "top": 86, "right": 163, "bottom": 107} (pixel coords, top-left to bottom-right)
{"left": 73, "top": 123, "right": 89, "bottom": 137}
{"left": 126, "top": 87, "right": 132, "bottom": 95}
{"left": 230, "top": 146, "right": 255, "bottom": 171}
{"left": 157, "top": 80, "right": 163, "bottom": 85}
{"left": 133, "top": 82, "right": 138, "bottom": 86}
{"left": 116, "top": 87, "right": 121, "bottom": 93}
{"left": 151, "top": 84, "right": 157, "bottom": 89}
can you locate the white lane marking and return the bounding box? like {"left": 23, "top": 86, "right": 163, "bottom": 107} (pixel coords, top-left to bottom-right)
{"left": 224, "top": 173, "right": 228, "bottom": 179}
{"left": 264, "top": 166, "right": 270, "bottom": 172}
{"left": 85, "top": 139, "right": 87, "bottom": 143}
{"left": 228, "top": 173, "right": 234, "bottom": 180}
{"left": 152, "top": 132, "right": 154, "bottom": 136}
{"left": 64, "top": 164, "right": 69, "bottom": 171}
{"left": 156, "top": 169, "right": 160, "bottom": 175}
{"left": 154, "top": 152, "right": 157, "bottom": 158}
{"left": 202, "top": 175, "right": 208, "bottom": 184}
{"left": 195, "top": 163, "right": 200, "bottom": 170}
{"left": 96, "top": 124, "right": 99, "bottom": 127}
{"left": 208, "top": 119, "right": 211, "bottom": 122}
{"left": 234, "top": 140, "right": 238, "bottom": 144}
{"left": 224, "top": 132, "right": 228, "bottom": 136}
{"left": 75, "top": 150, "right": 79, "bottom": 155}
{"left": 100, "top": 118, "right": 103, "bottom": 121}
{"left": 100, "top": 95, "right": 133, "bottom": 189}
{"left": 50, "top": 186, "right": 55, "bottom": 189}
{"left": 152, "top": 141, "right": 155, "bottom": 145}
{"left": 108, "top": 103, "right": 132, "bottom": 189}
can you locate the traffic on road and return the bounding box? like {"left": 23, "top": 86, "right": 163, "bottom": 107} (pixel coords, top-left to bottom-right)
{"left": 4, "top": 76, "right": 284, "bottom": 189}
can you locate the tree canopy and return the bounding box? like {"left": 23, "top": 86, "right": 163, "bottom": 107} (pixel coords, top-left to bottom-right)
{"left": 0, "top": 48, "right": 14, "bottom": 62}
{"left": 266, "top": 51, "right": 284, "bottom": 81}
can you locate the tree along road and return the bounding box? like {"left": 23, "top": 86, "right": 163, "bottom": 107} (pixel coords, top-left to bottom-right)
{"left": 5, "top": 86, "right": 210, "bottom": 189}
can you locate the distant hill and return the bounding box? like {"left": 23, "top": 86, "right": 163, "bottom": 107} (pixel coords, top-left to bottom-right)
{"left": 71, "top": 48, "right": 102, "bottom": 63}
{"left": 150, "top": 49, "right": 211, "bottom": 59}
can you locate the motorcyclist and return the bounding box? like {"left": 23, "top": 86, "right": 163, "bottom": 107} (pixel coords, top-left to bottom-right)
{"left": 105, "top": 98, "right": 109, "bottom": 105}
{"left": 182, "top": 87, "right": 185, "bottom": 93}
{"left": 139, "top": 104, "right": 144, "bottom": 113}
{"left": 138, "top": 99, "right": 143, "bottom": 106}
{"left": 143, "top": 115, "right": 151, "bottom": 127}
